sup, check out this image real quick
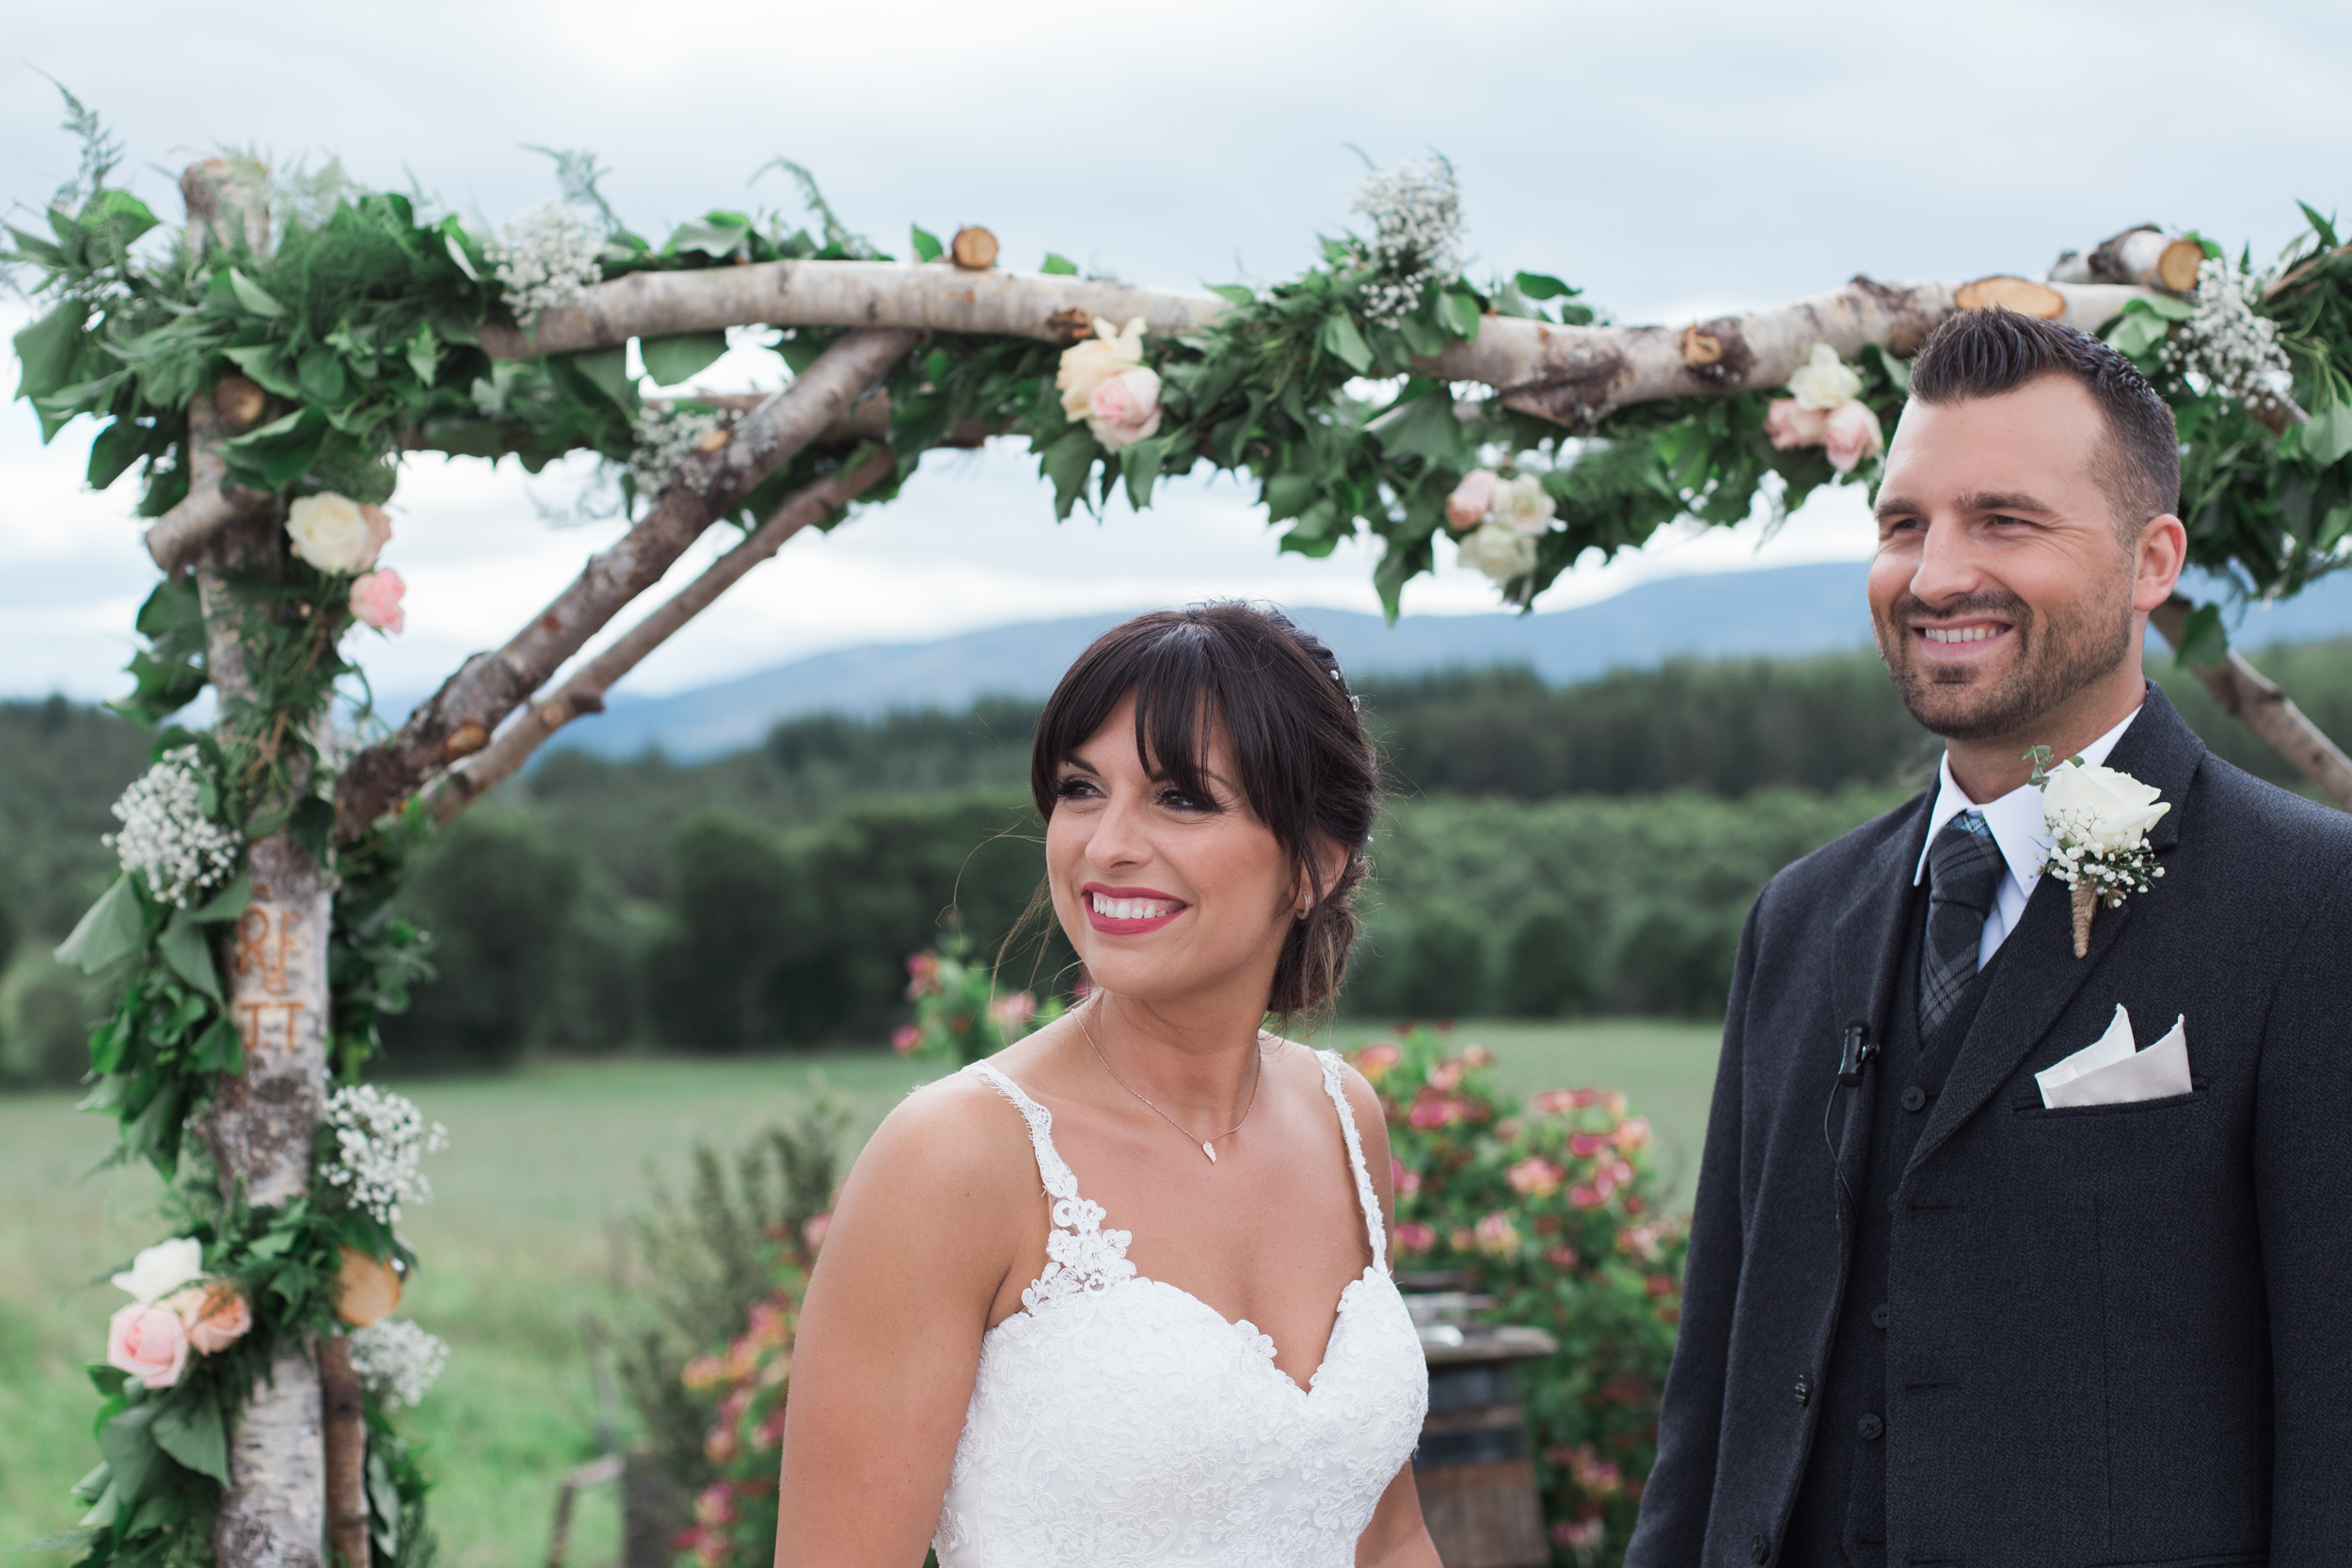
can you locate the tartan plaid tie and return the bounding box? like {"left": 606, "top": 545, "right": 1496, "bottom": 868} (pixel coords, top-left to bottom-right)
{"left": 1920, "top": 812, "right": 2006, "bottom": 1037}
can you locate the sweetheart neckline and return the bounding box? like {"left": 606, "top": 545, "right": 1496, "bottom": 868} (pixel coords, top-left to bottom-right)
{"left": 989, "top": 1264, "right": 1391, "bottom": 1397}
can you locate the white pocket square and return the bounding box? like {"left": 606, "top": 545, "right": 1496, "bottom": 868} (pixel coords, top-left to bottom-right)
{"left": 2035, "top": 1004, "right": 2193, "bottom": 1109}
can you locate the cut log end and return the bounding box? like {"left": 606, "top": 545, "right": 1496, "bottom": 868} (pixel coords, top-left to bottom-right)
{"left": 214, "top": 373, "right": 268, "bottom": 431}
{"left": 1954, "top": 276, "right": 2067, "bottom": 320}
{"left": 951, "top": 226, "right": 999, "bottom": 271}
{"left": 1044, "top": 306, "right": 1095, "bottom": 343}
{"left": 443, "top": 721, "right": 489, "bottom": 761}
{"left": 1679, "top": 326, "right": 1724, "bottom": 367}
{"left": 2157, "top": 239, "right": 2205, "bottom": 294}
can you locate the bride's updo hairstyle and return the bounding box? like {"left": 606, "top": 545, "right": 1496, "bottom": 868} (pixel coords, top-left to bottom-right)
{"left": 1031, "top": 603, "right": 1380, "bottom": 1020}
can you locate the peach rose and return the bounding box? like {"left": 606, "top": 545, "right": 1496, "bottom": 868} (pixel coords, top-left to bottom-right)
{"left": 179, "top": 1281, "right": 253, "bottom": 1355}
{"left": 107, "top": 1301, "right": 191, "bottom": 1390}
{"left": 1506, "top": 1157, "right": 1565, "bottom": 1197}
{"left": 350, "top": 568, "right": 406, "bottom": 634}
{"left": 1085, "top": 367, "right": 1163, "bottom": 452}
{"left": 1056, "top": 316, "right": 1148, "bottom": 420}
{"left": 1764, "top": 399, "right": 1829, "bottom": 451}
{"left": 1444, "top": 469, "right": 1498, "bottom": 532}
{"left": 1823, "top": 401, "right": 1884, "bottom": 472}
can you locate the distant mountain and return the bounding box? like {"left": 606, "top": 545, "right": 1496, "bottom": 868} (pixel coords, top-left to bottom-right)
{"left": 536, "top": 561, "right": 2352, "bottom": 762}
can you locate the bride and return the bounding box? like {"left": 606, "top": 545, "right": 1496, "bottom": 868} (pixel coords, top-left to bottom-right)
{"left": 775, "top": 604, "right": 1437, "bottom": 1567}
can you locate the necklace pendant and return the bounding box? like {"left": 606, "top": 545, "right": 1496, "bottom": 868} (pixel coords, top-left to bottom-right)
{"left": 1203, "top": 1142, "right": 1217, "bottom": 1164}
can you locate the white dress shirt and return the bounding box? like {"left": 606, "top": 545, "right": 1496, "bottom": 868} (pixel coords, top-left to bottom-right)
{"left": 1913, "top": 705, "right": 2143, "bottom": 970}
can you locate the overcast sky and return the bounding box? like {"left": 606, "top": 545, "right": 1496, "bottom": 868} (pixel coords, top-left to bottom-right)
{"left": 6, "top": 0, "right": 2348, "bottom": 702}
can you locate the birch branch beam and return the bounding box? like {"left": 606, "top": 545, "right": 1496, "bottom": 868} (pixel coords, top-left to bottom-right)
{"left": 425, "top": 445, "right": 901, "bottom": 821}
{"left": 331, "top": 326, "right": 920, "bottom": 841}
{"left": 478, "top": 261, "right": 1229, "bottom": 358}
{"left": 2150, "top": 594, "right": 2352, "bottom": 810}
{"left": 480, "top": 261, "right": 2152, "bottom": 429}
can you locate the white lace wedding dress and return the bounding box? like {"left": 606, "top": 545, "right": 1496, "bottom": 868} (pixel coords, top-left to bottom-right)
{"left": 933, "top": 1051, "right": 1429, "bottom": 1567}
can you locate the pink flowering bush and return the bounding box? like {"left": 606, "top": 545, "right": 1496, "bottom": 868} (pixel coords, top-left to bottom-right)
{"left": 1358, "top": 1024, "right": 1686, "bottom": 1566}
{"left": 676, "top": 1290, "right": 802, "bottom": 1567}
{"left": 896, "top": 927, "right": 1065, "bottom": 1066}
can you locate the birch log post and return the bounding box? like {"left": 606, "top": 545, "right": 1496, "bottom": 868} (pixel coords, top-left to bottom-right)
{"left": 426, "top": 445, "right": 900, "bottom": 821}
{"left": 318, "top": 1338, "right": 370, "bottom": 1568}
{"left": 2151, "top": 594, "right": 2352, "bottom": 809}
{"left": 177, "top": 160, "right": 334, "bottom": 1568}
{"left": 332, "top": 326, "right": 920, "bottom": 841}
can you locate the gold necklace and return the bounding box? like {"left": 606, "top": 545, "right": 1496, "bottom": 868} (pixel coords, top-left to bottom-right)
{"left": 1079, "top": 999, "right": 1265, "bottom": 1164}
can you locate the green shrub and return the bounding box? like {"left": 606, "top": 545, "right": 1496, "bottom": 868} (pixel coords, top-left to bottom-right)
{"left": 0, "top": 953, "right": 98, "bottom": 1086}
{"left": 1501, "top": 900, "right": 1598, "bottom": 1018}
{"left": 648, "top": 810, "right": 812, "bottom": 1052}
{"left": 383, "top": 811, "right": 589, "bottom": 1070}
{"left": 1391, "top": 903, "right": 1491, "bottom": 1019}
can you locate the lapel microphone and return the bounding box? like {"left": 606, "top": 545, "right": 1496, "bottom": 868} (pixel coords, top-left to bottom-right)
{"left": 1836, "top": 1022, "right": 1878, "bottom": 1085}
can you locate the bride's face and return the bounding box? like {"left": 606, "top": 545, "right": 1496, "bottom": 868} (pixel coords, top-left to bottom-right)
{"left": 1044, "top": 693, "right": 1299, "bottom": 1008}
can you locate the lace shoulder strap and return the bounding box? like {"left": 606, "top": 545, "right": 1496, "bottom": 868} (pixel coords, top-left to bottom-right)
{"left": 961, "top": 1060, "right": 1136, "bottom": 1309}
{"left": 1313, "top": 1050, "right": 1389, "bottom": 1273}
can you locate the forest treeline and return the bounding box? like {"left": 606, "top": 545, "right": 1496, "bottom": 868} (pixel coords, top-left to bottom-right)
{"left": 7, "top": 639, "right": 2351, "bottom": 1078}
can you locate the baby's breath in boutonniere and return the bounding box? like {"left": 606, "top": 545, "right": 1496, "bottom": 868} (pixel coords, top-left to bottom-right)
{"left": 2027, "top": 746, "right": 2170, "bottom": 958}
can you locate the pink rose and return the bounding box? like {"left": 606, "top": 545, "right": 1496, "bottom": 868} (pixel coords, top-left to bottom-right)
{"left": 1085, "top": 367, "right": 1163, "bottom": 452}
{"left": 890, "top": 1023, "right": 922, "bottom": 1055}
{"left": 1393, "top": 1223, "right": 1436, "bottom": 1255}
{"left": 1445, "top": 469, "right": 1498, "bottom": 532}
{"left": 1764, "top": 399, "right": 1829, "bottom": 450}
{"left": 179, "top": 1282, "right": 252, "bottom": 1355}
{"left": 1506, "top": 1157, "right": 1565, "bottom": 1197}
{"left": 359, "top": 503, "right": 393, "bottom": 566}
{"left": 350, "top": 568, "right": 405, "bottom": 634}
{"left": 107, "top": 1302, "right": 190, "bottom": 1390}
{"left": 1824, "top": 400, "right": 1884, "bottom": 472}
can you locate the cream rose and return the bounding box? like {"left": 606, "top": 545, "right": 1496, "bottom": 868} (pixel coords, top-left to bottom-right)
{"left": 1823, "top": 401, "right": 1884, "bottom": 472}
{"left": 112, "top": 1237, "right": 205, "bottom": 1303}
{"left": 2042, "top": 760, "right": 2170, "bottom": 851}
{"left": 1085, "top": 367, "right": 1163, "bottom": 452}
{"left": 179, "top": 1281, "right": 254, "bottom": 1355}
{"left": 351, "top": 568, "right": 407, "bottom": 634}
{"left": 286, "top": 494, "right": 389, "bottom": 574}
{"left": 107, "top": 1302, "right": 191, "bottom": 1390}
{"left": 1787, "top": 342, "right": 1863, "bottom": 411}
{"left": 1457, "top": 522, "right": 1537, "bottom": 586}
{"left": 1764, "top": 398, "right": 1829, "bottom": 450}
{"left": 1488, "top": 474, "right": 1556, "bottom": 538}
{"left": 1445, "top": 469, "right": 1498, "bottom": 532}
{"left": 1057, "top": 316, "right": 1148, "bottom": 421}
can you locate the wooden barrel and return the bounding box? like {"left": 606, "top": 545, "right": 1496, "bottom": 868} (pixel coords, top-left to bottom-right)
{"left": 1415, "top": 1317, "right": 1558, "bottom": 1568}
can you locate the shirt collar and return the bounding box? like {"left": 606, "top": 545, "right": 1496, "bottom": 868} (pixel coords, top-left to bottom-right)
{"left": 1914, "top": 705, "right": 2143, "bottom": 889}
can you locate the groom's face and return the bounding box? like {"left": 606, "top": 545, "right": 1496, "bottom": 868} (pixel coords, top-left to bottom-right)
{"left": 1867, "top": 375, "right": 2141, "bottom": 744}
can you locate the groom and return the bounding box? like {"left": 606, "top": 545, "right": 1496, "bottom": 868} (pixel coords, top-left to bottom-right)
{"left": 1626, "top": 309, "right": 2352, "bottom": 1567}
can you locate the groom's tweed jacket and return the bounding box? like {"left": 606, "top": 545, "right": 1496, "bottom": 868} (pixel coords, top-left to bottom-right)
{"left": 1625, "top": 687, "right": 2352, "bottom": 1568}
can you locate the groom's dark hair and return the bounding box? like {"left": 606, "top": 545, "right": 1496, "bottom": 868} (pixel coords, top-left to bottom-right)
{"left": 1907, "top": 308, "right": 2180, "bottom": 536}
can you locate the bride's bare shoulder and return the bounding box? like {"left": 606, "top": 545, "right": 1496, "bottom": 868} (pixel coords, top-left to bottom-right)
{"left": 841, "top": 1065, "right": 1039, "bottom": 1209}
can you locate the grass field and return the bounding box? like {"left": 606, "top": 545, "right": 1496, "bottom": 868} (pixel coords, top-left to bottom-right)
{"left": 0, "top": 1018, "right": 1723, "bottom": 1564}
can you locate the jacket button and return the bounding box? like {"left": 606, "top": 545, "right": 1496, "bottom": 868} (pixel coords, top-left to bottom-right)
{"left": 1750, "top": 1533, "right": 1771, "bottom": 1563}
{"left": 1858, "top": 1413, "right": 1884, "bottom": 1441}
{"left": 1900, "top": 1085, "right": 1927, "bottom": 1112}
{"left": 1793, "top": 1374, "right": 1811, "bottom": 1407}
{"left": 1871, "top": 1304, "right": 1890, "bottom": 1330}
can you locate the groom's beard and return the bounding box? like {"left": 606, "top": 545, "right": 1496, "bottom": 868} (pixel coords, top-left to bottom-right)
{"left": 1873, "top": 585, "right": 2137, "bottom": 744}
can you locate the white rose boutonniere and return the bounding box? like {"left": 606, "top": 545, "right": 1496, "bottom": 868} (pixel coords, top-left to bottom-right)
{"left": 2031, "top": 747, "right": 2169, "bottom": 958}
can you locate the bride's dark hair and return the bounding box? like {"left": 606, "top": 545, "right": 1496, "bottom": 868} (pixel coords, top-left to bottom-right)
{"left": 1031, "top": 603, "right": 1380, "bottom": 1022}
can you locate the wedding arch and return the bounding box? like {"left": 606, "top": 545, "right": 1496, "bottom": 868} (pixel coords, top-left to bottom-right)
{"left": 12, "top": 96, "right": 2351, "bottom": 1567}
